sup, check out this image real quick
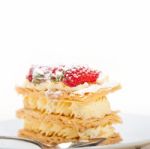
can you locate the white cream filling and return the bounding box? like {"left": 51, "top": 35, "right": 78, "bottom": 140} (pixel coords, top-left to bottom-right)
{"left": 79, "top": 125, "right": 115, "bottom": 139}
{"left": 25, "top": 96, "right": 111, "bottom": 119}
{"left": 69, "top": 97, "right": 111, "bottom": 119}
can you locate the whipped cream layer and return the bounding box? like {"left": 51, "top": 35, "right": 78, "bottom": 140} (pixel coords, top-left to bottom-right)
{"left": 24, "top": 119, "right": 115, "bottom": 139}
{"left": 24, "top": 96, "right": 111, "bottom": 119}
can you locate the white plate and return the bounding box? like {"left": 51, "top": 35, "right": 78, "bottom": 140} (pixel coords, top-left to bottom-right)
{"left": 0, "top": 114, "right": 150, "bottom": 149}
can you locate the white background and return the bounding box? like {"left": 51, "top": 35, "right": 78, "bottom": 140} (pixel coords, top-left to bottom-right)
{"left": 0, "top": 0, "right": 150, "bottom": 120}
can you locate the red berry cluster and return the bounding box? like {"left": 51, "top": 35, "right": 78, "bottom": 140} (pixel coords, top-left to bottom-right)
{"left": 63, "top": 66, "right": 99, "bottom": 87}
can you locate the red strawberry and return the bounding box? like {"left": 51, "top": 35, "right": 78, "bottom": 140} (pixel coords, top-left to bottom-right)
{"left": 26, "top": 67, "right": 34, "bottom": 82}
{"left": 63, "top": 66, "right": 100, "bottom": 87}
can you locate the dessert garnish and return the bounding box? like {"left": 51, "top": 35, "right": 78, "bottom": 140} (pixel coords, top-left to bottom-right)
{"left": 26, "top": 65, "right": 100, "bottom": 87}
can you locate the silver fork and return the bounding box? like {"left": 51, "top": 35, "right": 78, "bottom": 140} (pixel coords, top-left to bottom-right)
{"left": 47, "top": 138, "right": 106, "bottom": 148}
{"left": 0, "top": 136, "right": 106, "bottom": 149}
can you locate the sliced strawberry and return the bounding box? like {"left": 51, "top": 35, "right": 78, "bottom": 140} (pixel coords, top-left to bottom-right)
{"left": 26, "top": 67, "right": 34, "bottom": 82}
{"left": 63, "top": 66, "right": 100, "bottom": 87}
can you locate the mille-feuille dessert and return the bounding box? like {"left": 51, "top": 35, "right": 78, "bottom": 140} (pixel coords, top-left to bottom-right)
{"left": 16, "top": 65, "right": 122, "bottom": 145}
